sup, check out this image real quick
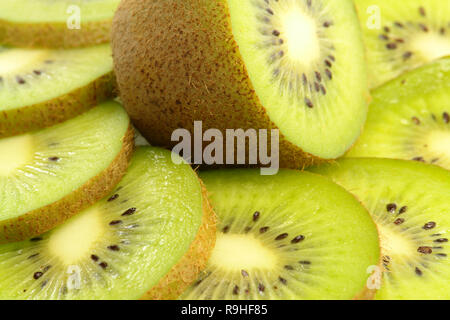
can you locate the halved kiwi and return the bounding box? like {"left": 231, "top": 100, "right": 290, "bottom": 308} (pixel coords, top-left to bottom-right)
{"left": 311, "top": 158, "right": 450, "bottom": 300}
{"left": 356, "top": 0, "right": 450, "bottom": 88}
{"left": 0, "top": 44, "right": 116, "bottom": 138}
{"left": 0, "top": 147, "right": 216, "bottom": 300}
{"left": 347, "top": 57, "right": 450, "bottom": 170}
{"left": 0, "top": 101, "right": 133, "bottom": 243}
{"left": 112, "top": 0, "right": 369, "bottom": 168}
{"left": 181, "top": 169, "right": 380, "bottom": 300}
{"left": 0, "top": 0, "right": 120, "bottom": 48}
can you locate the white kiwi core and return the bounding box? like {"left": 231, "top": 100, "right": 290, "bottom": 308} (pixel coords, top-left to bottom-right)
{"left": 0, "top": 134, "right": 34, "bottom": 176}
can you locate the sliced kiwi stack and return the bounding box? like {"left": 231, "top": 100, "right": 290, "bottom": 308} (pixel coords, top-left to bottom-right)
{"left": 0, "top": 0, "right": 120, "bottom": 48}
{"left": 112, "top": 0, "right": 369, "bottom": 168}
{"left": 181, "top": 169, "right": 380, "bottom": 300}
{"left": 0, "top": 101, "right": 133, "bottom": 243}
{"left": 347, "top": 57, "right": 450, "bottom": 170}
{"left": 0, "top": 147, "right": 216, "bottom": 299}
{"left": 0, "top": 44, "right": 116, "bottom": 138}
{"left": 311, "top": 158, "right": 450, "bottom": 300}
{"left": 356, "top": 0, "right": 450, "bottom": 88}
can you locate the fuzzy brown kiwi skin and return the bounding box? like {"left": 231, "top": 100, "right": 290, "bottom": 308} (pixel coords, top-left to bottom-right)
{"left": 142, "top": 181, "right": 217, "bottom": 300}
{"left": 0, "top": 20, "right": 112, "bottom": 48}
{"left": 112, "top": 0, "right": 331, "bottom": 170}
{"left": 0, "top": 125, "right": 134, "bottom": 244}
{"left": 0, "top": 72, "right": 117, "bottom": 138}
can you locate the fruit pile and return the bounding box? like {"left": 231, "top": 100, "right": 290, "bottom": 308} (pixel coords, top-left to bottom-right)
{"left": 0, "top": 0, "right": 448, "bottom": 300}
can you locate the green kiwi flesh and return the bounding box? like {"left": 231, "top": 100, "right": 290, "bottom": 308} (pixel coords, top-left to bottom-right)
{"left": 310, "top": 158, "right": 450, "bottom": 300}
{"left": 0, "top": 44, "right": 115, "bottom": 137}
{"left": 0, "top": 0, "right": 120, "bottom": 47}
{"left": 0, "top": 101, "right": 132, "bottom": 243}
{"left": 181, "top": 169, "right": 379, "bottom": 300}
{"left": 356, "top": 0, "right": 450, "bottom": 88}
{"left": 0, "top": 147, "right": 208, "bottom": 300}
{"left": 347, "top": 57, "right": 450, "bottom": 170}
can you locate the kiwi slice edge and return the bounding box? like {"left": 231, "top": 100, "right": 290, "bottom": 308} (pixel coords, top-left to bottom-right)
{"left": 347, "top": 57, "right": 450, "bottom": 170}
{"left": 0, "top": 101, "right": 134, "bottom": 243}
{"left": 0, "top": 146, "right": 216, "bottom": 300}
{"left": 311, "top": 158, "right": 450, "bottom": 300}
{"left": 181, "top": 169, "right": 380, "bottom": 300}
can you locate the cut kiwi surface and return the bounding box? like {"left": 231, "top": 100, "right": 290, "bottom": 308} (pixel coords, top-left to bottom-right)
{"left": 0, "top": 101, "right": 133, "bottom": 243}
{"left": 0, "top": 0, "right": 120, "bottom": 48}
{"left": 356, "top": 0, "right": 450, "bottom": 88}
{"left": 112, "top": 0, "right": 369, "bottom": 168}
{"left": 310, "top": 158, "right": 450, "bottom": 300}
{"left": 181, "top": 169, "right": 379, "bottom": 300}
{"left": 0, "top": 44, "right": 115, "bottom": 138}
{"left": 347, "top": 58, "right": 450, "bottom": 170}
{"left": 0, "top": 147, "right": 216, "bottom": 300}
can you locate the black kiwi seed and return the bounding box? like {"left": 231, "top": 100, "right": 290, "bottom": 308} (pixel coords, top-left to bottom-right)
{"left": 222, "top": 225, "right": 230, "bottom": 233}
{"left": 33, "top": 272, "right": 43, "bottom": 280}
{"left": 291, "top": 235, "right": 305, "bottom": 243}
{"left": 417, "top": 246, "right": 433, "bottom": 254}
{"left": 284, "top": 265, "right": 294, "bottom": 270}
{"left": 304, "top": 98, "right": 314, "bottom": 109}
{"left": 399, "top": 206, "right": 408, "bottom": 214}
{"left": 325, "top": 69, "right": 332, "bottom": 80}
{"left": 258, "top": 283, "right": 265, "bottom": 293}
{"left": 28, "top": 253, "right": 39, "bottom": 259}
{"left": 435, "top": 238, "right": 449, "bottom": 243}
{"left": 48, "top": 156, "right": 60, "bottom": 162}
{"left": 253, "top": 211, "right": 260, "bottom": 221}
{"left": 109, "top": 220, "right": 122, "bottom": 226}
{"left": 91, "top": 255, "right": 99, "bottom": 262}
{"left": 272, "top": 30, "right": 280, "bottom": 37}
{"left": 386, "top": 43, "right": 397, "bottom": 50}
{"left": 299, "top": 260, "right": 311, "bottom": 265}
{"left": 415, "top": 267, "right": 423, "bottom": 276}
{"left": 33, "top": 70, "right": 42, "bottom": 75}
{"left": 30, "top": 237, "right": 43, "bottom": 242}
{"left": 419, "top": 7, "right": 426, "bottom": 17}
{"left": 233, "top": 285, "right": 239, "bottom": 295}
{"left": 275, "top": 233, "right": 288, "bottom": 240}
{"left": 244, "top": 226, "right": 252, "bottom": 233}
{"left": 412, "top": 116, "right": 421, "bottom": 125}
{"left": 99, "top": 262, "right": 108, "bottom": 269}
{"left": 315, "top": 71, "right": 322, "bottom": 82}
{"left": 394, "top": 218, "right": 405, "bottom": 225}
{"left": 279, "top": 277, "right": 287, "bottom": 285}
{"left": 423, "top": 222, "right": 436, "bottom": 230}
{"left": 107, "top": 194, "right": 119, "bottom": 202}
{"left": 403, "top": 52, "right": 413, "bottom": 60}
{"left": 241, "top": 269, "right": 249, "bottom": 277}
{"left": 260, "top": 226, "right": 269, "bottom": 233}
{"left": 16, "top": 76, "right": 26, "bottom": 84}
{"left": 419, "top": 24, "right": 429, "bottom": 32}
{"left": 412, "top": 157, "right": 425, "bottom": 162}
{"left": 443, "top": 112, "right": 450, "bottom": 123}
{"left": 122, "top": 207, "right": 136, "bottom": 216}
{"left": 108, "top": 245, "right": 120, "bottom": 251}
{"left": 323, "top": 21, "right": 332, "bottom": 28}
{"left": 384, "top": 26, "right": 391, "bottom": 33}
{"left": 386, "top": 203, "right": 397, "bottom": 213}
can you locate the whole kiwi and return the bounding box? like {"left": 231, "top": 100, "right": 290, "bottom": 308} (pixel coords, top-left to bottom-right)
{"left": 111, "top": 0, "right": 369, "bottom": 169}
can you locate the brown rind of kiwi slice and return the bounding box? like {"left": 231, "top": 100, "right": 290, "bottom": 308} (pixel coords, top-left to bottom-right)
{"left": 0, "top": 71, "right": 116, "bottom": 138}
{"left": 0, "top": 20, "right": 112, "bottom": 49}
{"left": 112, "top": 0, "right": 369, "bottom": 169}
{"left": 0, "top": 125, "right": 134, "bottom": 243}
{"left": 143, "top": 182, "right": 217, "bottom": 300}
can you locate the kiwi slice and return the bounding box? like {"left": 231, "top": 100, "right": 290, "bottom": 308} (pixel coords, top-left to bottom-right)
{"left": 0, "top": 147, "right": 216, "bottom": 299}
{"left": 180, "top": 169, "right": 379, "bottom": 300}
{"left": 0, "top": 44, "right": 116, "bottom": 138}
{"left": 0, "top": 101, "right": 133, "bottom": 243}
{"left": 347, "top": 58, "right": 450, "bottom": 170}
{"left": 112, "top": 0, "right": 369, "bottom": 168}
{"left": 0, "top": 0, "right": 120, "bottom": 48}
{"left": 311, "top": 158, "right": 450, "bottom": 299}
{"left": 356, "top": 0, "right": 450, "bottom": 88}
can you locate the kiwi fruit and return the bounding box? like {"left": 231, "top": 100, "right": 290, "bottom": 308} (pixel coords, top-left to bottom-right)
{"left": 0, "top": 0, "right": 120, "bottom": 48}
{"left": 310, "top": 158, "right": 450, "bottom": 300}
{"left": 347, "top": 57, "right": 450, "bottom": 171}
{"left": 180, "top": 169, "right": 380, "bottom": 300}
{"left": 0, "top": 101, "right": 133, "bottom": 244}
{"left": 112, "top": 0, "right": 369, "bottom": 168}
{"left": 0, "top": 147, "right": 216, "bottom": 299}
{"left": 0, "top": 44, "right": 116, "bottom": 138}
{"left": 355, "top": 0, "right": 450, "bottom": 88}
